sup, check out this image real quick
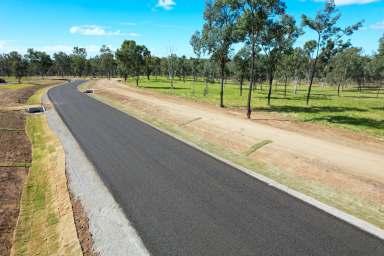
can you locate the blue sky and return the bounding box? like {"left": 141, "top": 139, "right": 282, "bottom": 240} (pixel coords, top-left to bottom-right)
{"left": 0, "top": 0, "right": 383, "bottom": 57}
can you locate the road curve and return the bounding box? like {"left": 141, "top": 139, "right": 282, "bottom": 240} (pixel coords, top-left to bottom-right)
{"left": 48, "top": 80, "right": 384, "bottom": 256}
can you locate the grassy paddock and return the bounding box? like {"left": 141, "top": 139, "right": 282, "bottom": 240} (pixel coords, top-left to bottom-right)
{"left": 123, "top": 76, "right": 384, "bottom": 137}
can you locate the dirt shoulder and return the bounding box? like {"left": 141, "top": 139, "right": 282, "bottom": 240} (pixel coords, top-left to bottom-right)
{"left": 88, "top": 79, "right": 384, "bottom": 229}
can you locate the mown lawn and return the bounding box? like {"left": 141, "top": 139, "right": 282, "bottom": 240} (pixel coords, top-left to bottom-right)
{"left": 123, "top": 77, "right": 384, "bottom": 137}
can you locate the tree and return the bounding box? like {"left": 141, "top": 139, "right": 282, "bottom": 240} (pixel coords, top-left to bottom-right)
{"left": 8, "top": 51, "right": 28, "bottom": 83}
{"left": 0, "top": 54, "right": 13, "bottom": 77}
{"left": 178, "top": 55, "right": 189, "bottom": 82}
{"left": 201, "top": 0, "right": 240, "bottom": 107}
{"left": 302, "top": 0, "right": 362, "bottom": 104}
{"left": 167, "top": 52, "right": 177, "bottom": 88}
{"left": 152, "top": 57, "right": 162, "bottom": 80}
{"left": 233, "top": 47, "right": 251, "bottom": 96}
{"left": 237, "top": 0, "right": 286, "bottom": 117}
{"left": 26, "top": 49, "right": 53, "bottom": 78}
{"left": 116, "top": 40, "right": 147, "bottom": 86}
{"left": 143, "top": 48, "right": 153, "bottom": 80}
{"left": 71, "top": 47, "right": 87, "bottom": 77}
{"left": 260, "top": 14, "right": 300, "bottom": 106}
{"left": 99, "top": 45, "right": 115, "bottom": 79}
{"left": 53, "top": 52, "right": 71, "bottom": 77}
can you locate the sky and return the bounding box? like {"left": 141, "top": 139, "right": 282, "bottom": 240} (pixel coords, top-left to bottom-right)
{"left": 0, "top": 0, "right": 383, "bottom": 57}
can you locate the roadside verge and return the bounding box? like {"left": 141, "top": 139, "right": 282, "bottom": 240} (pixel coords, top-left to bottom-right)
{"left": 10, "top": 84, "right": 83, "bottom": 256}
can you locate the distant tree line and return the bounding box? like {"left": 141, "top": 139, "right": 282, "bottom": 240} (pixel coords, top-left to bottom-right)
{"left": 0, "top": 0, "right": 383, "bottom": 117}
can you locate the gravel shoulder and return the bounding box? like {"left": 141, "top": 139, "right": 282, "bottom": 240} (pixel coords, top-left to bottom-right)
{"left": 44, "top": 92, "right": 149, "bottom": 256}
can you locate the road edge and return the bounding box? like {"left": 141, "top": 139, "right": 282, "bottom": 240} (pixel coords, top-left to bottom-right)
{"left": 46, "top": 81, "right": 151, "bottom": 256}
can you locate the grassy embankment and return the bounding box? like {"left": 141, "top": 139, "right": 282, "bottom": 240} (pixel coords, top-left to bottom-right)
{"left": 123, "top": 77, "right": 384, "bottom": 138}
{"left": 11, "top": 85, "right": 81, "bottom": 256}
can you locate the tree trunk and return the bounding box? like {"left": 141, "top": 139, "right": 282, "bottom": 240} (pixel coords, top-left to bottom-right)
{"left": 284, "top": 75, "right": 288, "bottom": 97}
{"left": 240, "top": 79, "right": 243, "bottom": 96}
{"left": 147, "top": 74, "right": 150, "bottom": 80}
{"left": 220, "top": 61, "right": 225, "bottom": 108}
{"left": 124, "top": 74, "right": 127, "bottom": 82}
{"left": 306, "top": 34, "right": 321, "bottom": 105}
{"left": 267, "top": 73, "right": 273, "bottom": 106}
{"left": 337, "top": 82, "right": 342, "bottom": 96}
{"left": 247, "top": 40, "right": 256, "bottom": 119}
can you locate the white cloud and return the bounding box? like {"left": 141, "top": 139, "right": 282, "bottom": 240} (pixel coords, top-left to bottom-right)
{"left": 156, "top": 0, "right": 176, "bottom": 10}
{"left": 127, "top": 32, "right": 141, "bottom": 37}
{"left": 315, "top": 0, "right": 378, "bottom": 5}
{"left": 69, "top": 25, "right": 122, "bottom": 36}
{"left": 370, "top": 20, "right": 384, "bottom": 29}
{"left": 335, "top": 0, "right": 378, "bottom": 5}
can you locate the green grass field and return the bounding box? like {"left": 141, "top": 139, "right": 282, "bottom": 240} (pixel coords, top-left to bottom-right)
{"left": 124, "top": 77, "right": 384, "bottom": 138}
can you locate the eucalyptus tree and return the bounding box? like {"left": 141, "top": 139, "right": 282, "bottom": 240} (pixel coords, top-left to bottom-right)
{"left": 0, "top": 54, "right": 12, "bottom": 77}
{"left": 233, "top": 47, "right": 251, "bottom": 96}
{"left": 71, "top": 47, "right": 87, "bottom": 77}
{"left": 260, "top": 14, "right": 300, "bottom": 106}
{"left": 152, "top": 56, "right": 162, "bottom": 80}
{"left": 327, "top": 47, "right": 363, "bottom": 95}
{"left": 236, "top": 0, "right": 286, "bottom": 116}
{"left": 302, "top": 0, "right": 362, "bottom": 104}
{"left": 177, "top": 55, "right": 189, "bottom": 82}
{"left": 143, "top": 47, "right": 152, "bottom": 80}
{"left": 99, "top": 45, "right": 115, "bottom": 79}
{"left": 26, "top": 49, "right": 53, "bottom": 78}
{"left": 201, "top": 0, "right": 240, "bottom": 107}
{"left": 8, "top": 51, "right": 28, "bottom": 83}
{"left": 116, "top": 40, "right": 147, "bottom": 86}
{"left": 190, "top": 31, "right": 204, "bottom": 82}
{"left": 53, "top": 52, "right": 71, "bottom": 77}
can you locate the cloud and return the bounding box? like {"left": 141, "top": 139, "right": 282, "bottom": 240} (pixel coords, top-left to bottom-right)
{"left": 69, "top": 25, "right": 122, "bottom": 36}
{"left": 335, "top": 0, "right": 378, "bottom": 5}
{"left": 127, "top": 32, "right": 141, "bottom": 37}
{"left": 370, "top": 20, "right": 384, "bottom": 29}
{"left": 156, "top": 0, "right": 176, "bottom": 10}
{"left": 315, "top": 0, "right": 379, "bottom": 5}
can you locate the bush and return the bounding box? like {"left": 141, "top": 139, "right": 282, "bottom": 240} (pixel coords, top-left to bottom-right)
{"left": 0, "top": 78, "right": 6, "bottom": 83}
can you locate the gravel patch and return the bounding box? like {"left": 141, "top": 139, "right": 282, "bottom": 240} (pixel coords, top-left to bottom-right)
{"left": 43, "top": 94, "right": 150, "bottom": 256}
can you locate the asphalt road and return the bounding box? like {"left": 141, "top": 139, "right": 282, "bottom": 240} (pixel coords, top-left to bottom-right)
{"left": 48, "top": 80, "right": 384, "bottom": 256}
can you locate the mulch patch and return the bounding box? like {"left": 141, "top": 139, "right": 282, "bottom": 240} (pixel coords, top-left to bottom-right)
{"left": 0, "top": 167, "right": 29, "bottom": 256}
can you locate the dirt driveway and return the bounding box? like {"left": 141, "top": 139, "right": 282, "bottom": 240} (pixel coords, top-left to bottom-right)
{"left": 91, "top": 79, "right": 384, "bottom": 227}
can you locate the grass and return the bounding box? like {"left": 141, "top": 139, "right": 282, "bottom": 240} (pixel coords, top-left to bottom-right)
{"left": 12, "top": 115, "right": 61, "bottom": 255}
{"left": 0, "top": 83, "right": 36, "bottom": 90}
{"left": 87, "top": 82, "right": 384, "bottom": 230}
{"left": 0, "top": 162, "right": 32, "bottom": 168}
{"left": 124, "top": 77, "right": 384, "bottom": 138}
{"left": 244, "top": 140, "right": 273, "bottom": 156}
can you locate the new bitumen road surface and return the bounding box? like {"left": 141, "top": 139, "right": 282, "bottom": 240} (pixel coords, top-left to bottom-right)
{"left": 48, "top": 80, "right": 384, "bottom": 256}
